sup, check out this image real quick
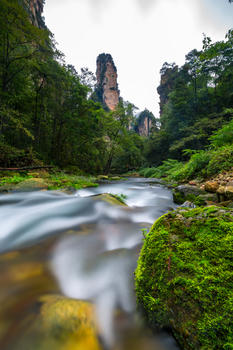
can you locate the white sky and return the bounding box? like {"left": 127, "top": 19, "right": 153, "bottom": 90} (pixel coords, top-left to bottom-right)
{"left": 44, "top": 0, "right": 233, "bottom": 117}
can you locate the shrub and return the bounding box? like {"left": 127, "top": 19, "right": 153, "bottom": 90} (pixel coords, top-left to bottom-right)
{"left": 0, "top": 142, "right": 41, "bottom": 168}
{"left": 171, "top": 151, "right": 211, "bottom": 181}
{"left": 139, "top": 167, "right": 158, "bottom": 178}
{"left": 207, "top": 145, "right": 233, "bottom": 177}
{"left": 209, "top": 117, "right": 233, "bottom": 148}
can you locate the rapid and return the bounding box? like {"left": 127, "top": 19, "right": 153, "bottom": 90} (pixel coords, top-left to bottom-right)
{"left": 0, "top": 178, "right": 180, "bottom": 350}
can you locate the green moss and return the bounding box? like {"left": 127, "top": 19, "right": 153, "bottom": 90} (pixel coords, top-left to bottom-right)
{"left": 173, "top": 190, "right": 185, "bottom": 204}
{"left": 47, "top": 174, "right": 98, "bottom": 190}
{"left": 109, "top": 193, "right": 127, "bottom": 204}
{"left": 0, "top": 174, "right": 33, "bottom": 186}
{"left": 135, "top": 206, "right": 233, "bottom": 350}
{"left": 173, "top": 191, "right": 214, "bottom": 207}
{"left": 0, "top": 172, "right": 98, "bottom": 192}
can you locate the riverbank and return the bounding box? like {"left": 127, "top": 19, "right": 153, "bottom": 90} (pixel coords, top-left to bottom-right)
{"left": 0, "top": 170, "right": 98, "bottom": 192}
{"left": 136, "top": 165, "right": 233, "bottom": 209}
{"left": 0, "top": 170, "right": 127, "bottom": 193}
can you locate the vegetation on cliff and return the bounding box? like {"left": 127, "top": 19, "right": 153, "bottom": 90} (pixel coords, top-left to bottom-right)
{"left": 135, "top": 206, "right": 233, "bottom": 350}
{"left": 0, "top": 0, "right": 144, "bottom": 175}
{"left": 140, "top": 117, "right": 233, "bottom": 182}
{"left": 143, "top": 29, "right": 233, "bottom": 180}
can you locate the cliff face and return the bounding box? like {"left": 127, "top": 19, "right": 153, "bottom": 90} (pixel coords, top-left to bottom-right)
{"left": 157, "top": 63, "right": 178, "bottom": 116}
{"left": 136, "top": 110, "right": 156, "bottom": 137}
{"left": 23, "top": 0, "right": 45, "bottom": 28}
{"left": 137, "top": 117, "right": 152, "bottom": 137}
{"left": 95, "top": 54, "right": 120, "bottom": 111}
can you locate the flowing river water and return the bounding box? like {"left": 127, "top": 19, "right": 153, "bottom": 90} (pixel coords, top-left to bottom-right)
{"left": 0, "top": 178, "right": 180, "bottom": 350}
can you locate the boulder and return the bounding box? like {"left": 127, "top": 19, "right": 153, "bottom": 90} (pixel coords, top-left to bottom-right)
{"left": 198, "top": 193, "right": 218, "bottom": 203}
{"left": 92, "top": 193, "right": 127, "bottom": 206}
{"left": 180, "top": 201, "right": 196, "bottom": 208}
{"left": 14, "top": 295, "right": 101, "bottom": 350}
{"left": 110, "top": 176, "right": 122, "bottom": 181}
{"left": 173, "top": 185, "right": 206, "bottom": 204}
{"left": 14, "top": 178, "right": 48, "bottom": 191}
{"left": 225, "top": 185, "right": 233, "bottom": 200}
{"left": 204, "top": 181, "right": 219, "bottom": 193}
{"left": 135, "top": 206, "right": 233, "bottom": 350}
{"left": 217, "top": 185, "right": 233, "bottom": 201}
{"left": 176, "top": 185, "right": 205, "bottom": 196}
{"left": 97, "top": 175, "right": 109, "bottom": 180}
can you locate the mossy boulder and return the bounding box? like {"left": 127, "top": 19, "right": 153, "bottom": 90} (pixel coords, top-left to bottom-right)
{"left": 92, "top": 193, "right": 127, "bottom": 206}
{"left": 110, "top": 176, "right": 122, "bottom": 181}
{"left": 97, "top": 175, "right": 109, "bottom": 180}
{"left": 135, "top": 206, "right": 233, "bottom": 350}
{"left": 173, "top": 185, "right": 206, "bottom": 205}
{"left": 14, "top": 178, "right": 49, "bottom": 191}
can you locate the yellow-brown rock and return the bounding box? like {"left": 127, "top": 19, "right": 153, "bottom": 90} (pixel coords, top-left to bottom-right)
{"left": 13, "top": 295, "right": 101, "bottom": 350}
{"left": 22, "top": 0, "right": 45, "bottom": 28}
{"left": 204, "top": 181, "right": 219, "bottom": 193}
{"left": 95, "top": 54, "right": 120, "bottom": 111}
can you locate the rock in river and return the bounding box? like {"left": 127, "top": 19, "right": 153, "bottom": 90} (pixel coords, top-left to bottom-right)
{"left": 135, "top": 206, "right": 233, "bottom": 350}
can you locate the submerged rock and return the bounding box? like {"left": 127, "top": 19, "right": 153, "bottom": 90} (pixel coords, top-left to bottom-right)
{"left": 92, "top": 193, "right": 127, "bottom": 206}
{"left": 13, "top": 294, "right": 101, "bottom": 350}
{"left": 135, "top": 206, "right": 233, "bottom": 350}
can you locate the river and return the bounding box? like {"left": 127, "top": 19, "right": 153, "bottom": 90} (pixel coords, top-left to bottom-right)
{"left": 0, "top": 178, "right": 180, "bottom": 350}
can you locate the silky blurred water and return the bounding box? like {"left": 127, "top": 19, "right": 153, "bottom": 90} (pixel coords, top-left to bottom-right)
{"left": 0, "top": 178, "right": 179, "bottom": 350}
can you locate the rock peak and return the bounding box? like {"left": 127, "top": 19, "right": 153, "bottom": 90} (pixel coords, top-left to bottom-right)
{"left": 22, "top": 0, "right": 45, "bottom": 28}
{"left": 95, "top": 53, "right": 120, "bottom": 111}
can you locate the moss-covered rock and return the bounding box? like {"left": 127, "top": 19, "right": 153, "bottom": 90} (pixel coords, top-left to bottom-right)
{"left": 173, "top": 185, "right": 207, "bottom": 205}
{"left": 135, "top": 206, "right": 233, "bottom": 350}
{"left": 14, "top": 177, "right": 49, "bottom": 191}
{"left": 92, "top": 193, "right": 127, "bottom": 206}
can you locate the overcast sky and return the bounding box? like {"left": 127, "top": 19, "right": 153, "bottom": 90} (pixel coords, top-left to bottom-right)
{"left": 44, "top": 0, "right": 233, "bottom": 117}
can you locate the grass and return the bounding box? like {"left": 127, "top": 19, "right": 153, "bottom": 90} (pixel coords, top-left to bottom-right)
{"left": 47, "top": 173, "right": 98, "bottom": 190}
{"left": 0, "top": 171, "right": 98, "bottom": 191}
{"left": 0, "top": 174, "right": 34, "bottom": 186}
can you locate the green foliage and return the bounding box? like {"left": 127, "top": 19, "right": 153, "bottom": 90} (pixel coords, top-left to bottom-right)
{"left": 146, "top": 117, "right": 233, "bottom": 181}
{"left": 0, "top": 0, "right": 145, "bottom": 175}
{"left": 139, "top": 160, "right": 183, "bottom": 179}
{"left": 0, "top": 142, "right": 41, "bottom": 167}
{"left": 0, "top": 174, "right": 33, "bottom": 186}
{"left": 209, "top": 116, "right": 233, "bottom": 148}
{"left": 152, "top": 159, "right": 182, "bottom": 178}
{"left": 47, "top": 173, "right": 98, "bottom": 190}
{"left": 171, "top": 150, "right": 211, "bottom": 180}
{"left": 145, "top": 29, "right": 233, "bottom": 168}
{"left": 0, "top": 170, "right": 98, "bottom": 191}
{"left": 139, "top": 167, "right": 158, "bottom": 178}
{"left": 135, "top": 207, "right": 233, "bottom": 349}
{"left": 206, "top": 145, "right": 233, "bottom": 177}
